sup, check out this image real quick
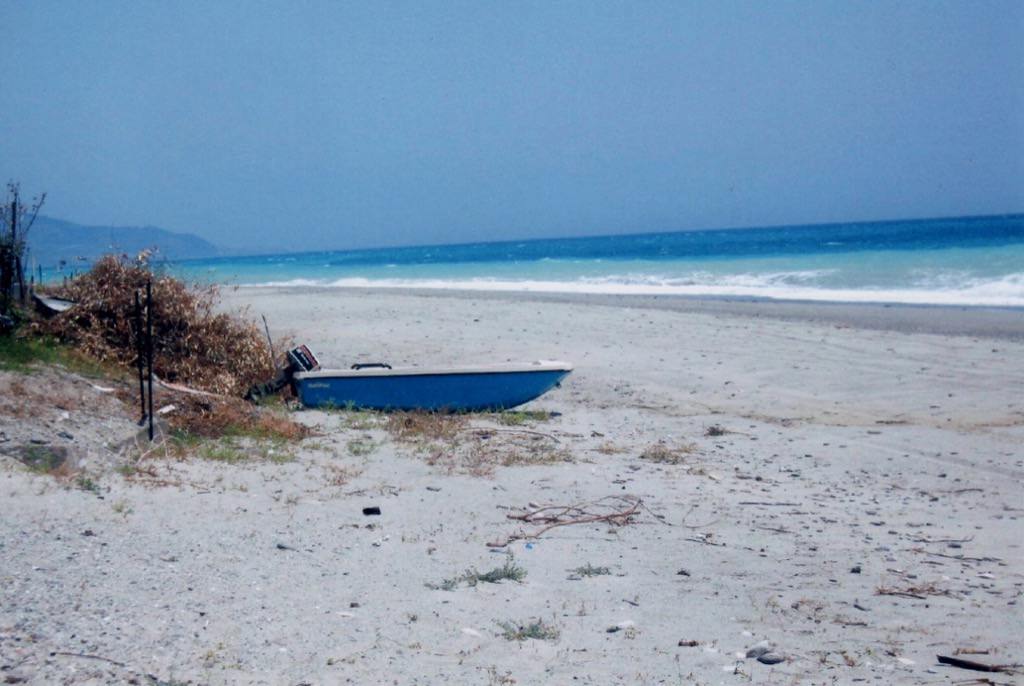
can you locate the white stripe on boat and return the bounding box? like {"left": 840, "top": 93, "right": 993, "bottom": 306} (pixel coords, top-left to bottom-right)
{"left": 294, "top": 360, "right": 572, "bottom": 380}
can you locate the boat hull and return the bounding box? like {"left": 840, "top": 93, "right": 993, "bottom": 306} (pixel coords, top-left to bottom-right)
{"left": 293, "top": 363, "right": 571, "bottom": 412}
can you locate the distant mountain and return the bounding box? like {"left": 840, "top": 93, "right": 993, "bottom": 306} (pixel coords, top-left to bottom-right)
{"left": 25, "top": 216, "right": 221, "bottom": 267}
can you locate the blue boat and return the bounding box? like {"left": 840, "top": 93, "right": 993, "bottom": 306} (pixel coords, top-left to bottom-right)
{"left": 292, "top": 360, "right": 572, "bottom": 412}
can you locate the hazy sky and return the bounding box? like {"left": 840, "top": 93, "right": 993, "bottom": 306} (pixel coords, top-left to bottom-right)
{"left": 2, "top": 2, "right": 1022, "bottom": 251}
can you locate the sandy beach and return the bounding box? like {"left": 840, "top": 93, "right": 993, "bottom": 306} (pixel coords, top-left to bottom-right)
{"left": 2, "top": 287, "right": 1022, "bottom": 685}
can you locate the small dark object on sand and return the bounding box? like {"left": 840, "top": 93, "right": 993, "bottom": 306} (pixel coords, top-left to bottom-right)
{"left": 362, "top": 506, "right": 381, "bottom": 516}
{"left": 850, "top": 565, "right": 862, "bottom": 574}
{"left": 678, "top": 639, "right": 699, "bottom": 647}
{"left": 758, "top": 652, "right": 785, "bottom": 665}
{"left": 936, "top": 654, "right": 1016, "bottom": 673}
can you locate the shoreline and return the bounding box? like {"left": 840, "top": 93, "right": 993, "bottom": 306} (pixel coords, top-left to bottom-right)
{"left": 236, "top": 285, "right": 1024, "bottom": 340}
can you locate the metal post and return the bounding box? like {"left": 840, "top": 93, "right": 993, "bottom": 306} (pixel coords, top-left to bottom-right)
{"left": 135, "top": 291, "right": 147, "bottom": 425}
{"left": 9, "top": 199, "right": 16, "bottom": 304}
{"left": 146, "top": 280, "right": 154, "bottom": 441}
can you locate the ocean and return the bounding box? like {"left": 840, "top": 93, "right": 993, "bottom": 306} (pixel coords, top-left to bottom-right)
{"left": 172, "top": 214, "right": 1024, "bottom": 307}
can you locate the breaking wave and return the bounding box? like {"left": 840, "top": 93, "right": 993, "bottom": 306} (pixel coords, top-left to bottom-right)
{"left": 244, "top": 271, "right": 1024, "bottom": 307}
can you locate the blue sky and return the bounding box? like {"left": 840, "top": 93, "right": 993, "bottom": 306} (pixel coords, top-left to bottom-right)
{"left": 1, "top": 1, "right": 1021, "bottom": 251}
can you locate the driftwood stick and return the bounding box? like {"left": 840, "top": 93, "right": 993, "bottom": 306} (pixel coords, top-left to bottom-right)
{"left": 684, "top": 536, "right": 726, "bottom": 547}
{"left": 508, "top": 504, "right": 578, "bottom": 523}
{"left": 936, "top": 654, "right": 1014, "bottom": 673}
{"left": 879, "top": 590, "right": 927, "bottom": 600}
{"left": 467, "top": 427, "right": 561, "bottom": 443}
{"left": 52, "top": 651, "right": 126, "bottom": 667}
{"left": 911, "top": 535, "right": 974, "bottom": 544}
{"left": 489, "top": 496, "right": 643, "bottom": 547}
{"left": 916, "top": 549, "right": 1002, "bottom": 563}
{"left": 739, "top": 501, "right": 800, "bottom": 507}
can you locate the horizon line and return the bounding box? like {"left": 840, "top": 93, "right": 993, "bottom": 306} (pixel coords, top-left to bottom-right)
{"left": 184, "top": 210, "right": 1024, "bottom": 264}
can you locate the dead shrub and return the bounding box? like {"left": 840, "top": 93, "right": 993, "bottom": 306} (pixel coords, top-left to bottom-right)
{"left": 36, "top": 255, "right": 277, "bottom": 396}
{"left": 595, "top": 441, "right": 626, "bottom": 455}
{"left": 166, "top": 393, "right": 309, "bottom": 442}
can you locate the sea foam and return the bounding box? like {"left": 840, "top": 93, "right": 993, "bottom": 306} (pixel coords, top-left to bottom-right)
{"left": 245, "top": 271, "right": 1024, "bottom": 307}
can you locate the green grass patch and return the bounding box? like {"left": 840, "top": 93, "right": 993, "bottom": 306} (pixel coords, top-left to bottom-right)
{"left": 168, "top": 429, "right": 203, "bottom": 453}
{"left": 570, "top": 563, "right": 611, "bottom": 578}
{"left": 342, "top": 411, "right": 385, "bottom": 431}
{"left": 199, "top": 439, "right": 248, "bottom": 464}
{"left": 0, "top": 334, "right": 119, "bottom": 377}
{"left": 497, "top": 619, "right": 559, "bottom": 642}
{"left": 470, "top": 558, "right": 527, "bottom": 585}
{"left": 494, "top": 410, "right": 552, "bottom": 426}
{"left": 75, "top": 475, "right": 99, "bottom": 492}
{"left": 115, "top": 463, "right": 140, "bottom": 477}
{"left": 428, "top": 555, "right": 526, "bottom": 590}
{"left": 346, "top": 437, "right": 377, "bottom": 456}
{"left": 308, "top": 401, "right": 385, "bottom": 430}
{"left": 0, "top": 335, "right": 62, "bottom": 372}
{"left": 15, "top": 443, "right": 70, "bottom": 473}
{"left": 169, "top": 430, "right": 294, "bottom": 464}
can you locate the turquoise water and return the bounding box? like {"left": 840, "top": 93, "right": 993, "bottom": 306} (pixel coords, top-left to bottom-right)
{"left": 173, "top": 214, "right": 1024, "bottom": 306}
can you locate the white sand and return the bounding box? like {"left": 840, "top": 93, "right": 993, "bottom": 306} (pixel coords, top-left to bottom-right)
{"left": 2, "top": 288, "right": 1022, "bottom": 684}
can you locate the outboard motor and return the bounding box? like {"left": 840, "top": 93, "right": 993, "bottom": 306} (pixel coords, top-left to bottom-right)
{"left": 287, "top": 345, "right": 320, "bottom": 373}
{"left": 245, "top": 345, "right": 320, "bottom": 402}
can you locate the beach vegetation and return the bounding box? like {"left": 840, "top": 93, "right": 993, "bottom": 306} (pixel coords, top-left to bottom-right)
{"left": 485, "top": 667, "right": 516, "bottom": 685}
{"left": 0, "top": 334, "right": 60, "bottom": 371}
{"left": 3, "top": 251, "right": 311, "bottom": 473}
{"left": 75, "top": 475, "right": 99, "bottom": 492}
{"left": 387, "top": 411, "right": 571, "bottom": 475}
{"left": 594, "top": 441, "right": 627, "bottom": 455}
{"left": 639, "top": 441, "right": 696, "bottom": 464}
{"left": 494, "top": 442, "right": 573, "bottom": 467}
{"left": 496, "top": 618, "right": 559, "bottom": 642}
{"left": 469, "top": 557, "right": 527, "bottom": 585}
{"left": 12, "top": 443, "right": 70, "bottom": 474}
{"left": 34, "top": 253, "right": 280, "bottom": 396}
{"left": 346, "top": 437, "right": 377, "bottom": 456}
{"left": 197, "top": 439, "right": 249, "bottom": 464}
{"left": 428, "top": 555, "right": 527, "bottom": 590}
{"left": 424, "top": 439, "right": 572, "bottom": 477}
{"left": 164, "top": 393, "right": 309, "bottom": 442}
{"left": 323, "top": 463, "right": 358, "bottom": 487}
{"left": 876, "top": 582, "right": 960, "bottom": 599}
{"left": 570, "top": 563, "right": 611, "bottom": 577}
{"left": 115, "top": 463, "right": 141, "bottom": 478}
{"left": 386, "top": 411, "right": 467, "bottom": 445}
{"left": 167, "top": 428, "right": 295, "bottom": 465}
{"left": 0, "top": 334, "right": 117, "bottom": 377}
{"left": 493, "top": 409, "right": 552, "bottom": 426}
{"left": 340, "top": 410, "right": 384, "bottom": 430}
